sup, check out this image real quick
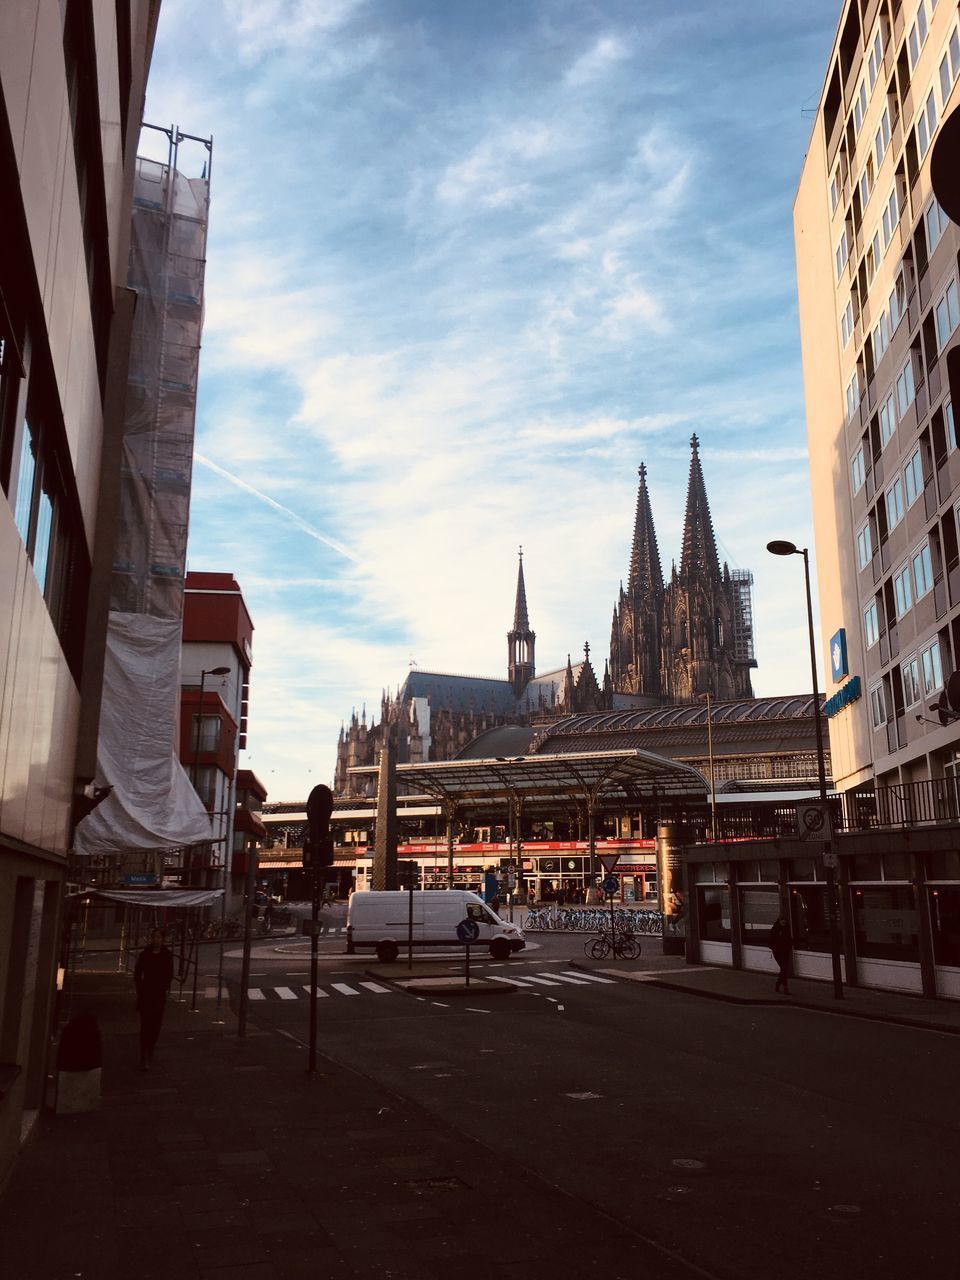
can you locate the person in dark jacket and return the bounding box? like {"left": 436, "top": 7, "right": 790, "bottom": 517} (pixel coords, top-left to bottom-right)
{"left": 769, "top": 915, "right": 793, "bottom": 994}
{"left": 134, "top": 929, "right": 174, "bottom": 1069}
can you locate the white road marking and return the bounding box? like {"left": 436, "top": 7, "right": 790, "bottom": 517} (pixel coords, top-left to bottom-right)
{"left": 275, "top": 986, "right": 298, "bottom": 1000}
{"left": 522, "top": 975, "right": 563, "bottom": 987}
{"left": 488, "top": 976, "right": 532, "bottom": 987}
{"left": 562, "top": 970, "right": 617, "bottom": 984}
{"left": 466, "top": 1007, "right": 492, "bottom": 1014}
{"left": 302, "top": 985, "right": 329, "bottom": 997}
{"left": 330, "top": 983, "right": 360, "bottom": 996}
{"left": 541, "top": 972, "right": 590, "bottom": 985}
{"left": 358, "top": 981, "right": 392, "bottom": 994}
{"left": 248, "top": 989, "right": 266, "bottom": 1001}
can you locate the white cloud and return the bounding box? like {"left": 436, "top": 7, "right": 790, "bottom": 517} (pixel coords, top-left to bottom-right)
{"left": 564, "top": 34, "right": 632, "bottom": 87}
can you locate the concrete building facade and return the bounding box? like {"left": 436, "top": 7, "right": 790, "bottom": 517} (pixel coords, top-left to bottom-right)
{"left": 0, "top": 1, "right": 161, "bottom": 1188}
{"left": 796, "top": 0, "right": 960, "bottom": 792}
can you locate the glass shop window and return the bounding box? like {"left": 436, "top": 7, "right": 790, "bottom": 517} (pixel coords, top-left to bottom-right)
{"left": 851, "top": 885, "right": 920, "bottom": 961}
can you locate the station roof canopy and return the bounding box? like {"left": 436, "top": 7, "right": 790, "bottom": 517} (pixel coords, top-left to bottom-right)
{"left": 349, "top": 750, "right": 707, "bottom": 812}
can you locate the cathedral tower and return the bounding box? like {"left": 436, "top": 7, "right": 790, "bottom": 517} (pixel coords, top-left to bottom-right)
{"left": 507, "top": 548, "right": 536, "bottom": 697}
{"left": 609, "top": 465, "right": 664, "bottom": 697}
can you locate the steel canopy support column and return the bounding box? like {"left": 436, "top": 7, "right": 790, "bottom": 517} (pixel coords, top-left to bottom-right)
{"left": 445, "top": 799, "right": 457, "bottom": 888}
{"left": 585, "top": 794, "right": 599, "bottom": 906}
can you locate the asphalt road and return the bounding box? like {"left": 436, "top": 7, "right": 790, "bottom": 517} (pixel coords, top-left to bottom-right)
{"left": 218, "top": 911, "right": 957, "bottom": 1280}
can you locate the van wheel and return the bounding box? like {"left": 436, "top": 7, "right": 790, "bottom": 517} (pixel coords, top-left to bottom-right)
{"left": 376, "top": 942, "right": 399, "bottom": 964}
{"left": 490, "top": 939, "right": 511, "bottom": 961}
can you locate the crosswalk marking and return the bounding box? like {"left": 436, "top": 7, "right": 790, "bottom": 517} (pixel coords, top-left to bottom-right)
{"left": 275, "top": 986, "right": 298, "bottom": 1000}
{"left": 489, "top": 976, "right": 532, "bottom": 987}
{"left": 248, "top": 989, "right": 266, "bottom": 1001}
{"left": 330, "top": 982, "right": 360, "bottom": 996}
{"left": 519, "top": 975, "right": 563, "bottom": 987}
{"left": 563, "top": 970, "right": 617, "bottom": 984}
{"left": 302, "top": 985, "right": 329, "bottom": 997}
{"left": 358, "top": 981, "right": 392, "bottom": 994}
{"left": 544, "top": 972, "right": 591, "bottom": 985}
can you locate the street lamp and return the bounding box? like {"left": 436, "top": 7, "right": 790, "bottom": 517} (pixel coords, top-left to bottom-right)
{"left": 766, "top": 540, "right": 843, "bottom": 999}
{"left": 699, "top": 691, "right": 717, "bottom": 841}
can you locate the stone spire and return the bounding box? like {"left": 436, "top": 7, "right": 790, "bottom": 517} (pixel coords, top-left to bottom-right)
{"left": 679, "top": 434, "right": 721, "bottom": 581}
{"left": 628, "top": 463, "right": 664, "bottom": 598}
{"left": 507, "top": 546, "right": 536, "bottom": 698}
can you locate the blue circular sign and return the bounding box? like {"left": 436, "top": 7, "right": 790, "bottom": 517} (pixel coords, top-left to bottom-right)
{"left": 602, "top": 874, "right": 620, "bottom": 895}
{"left": 456, "top": 918, "right": 480, "bottom": 943}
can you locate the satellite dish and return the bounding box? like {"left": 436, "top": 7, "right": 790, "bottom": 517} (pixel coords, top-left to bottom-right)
{"left": 947, "top": 670, "right": 960, "bottom": 715}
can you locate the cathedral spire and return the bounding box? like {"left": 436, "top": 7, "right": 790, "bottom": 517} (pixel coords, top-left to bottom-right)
{"left": 513, "top": 545, "right": 530, "bottom": 631}
{"left": 507, "top": 546, "right": 536, "bottom": 698}
{"left": 628, "top": 464, "right": 664, "bottom": 598}
{"left": 679, "top": 434, "right": 721, "bottom": 581}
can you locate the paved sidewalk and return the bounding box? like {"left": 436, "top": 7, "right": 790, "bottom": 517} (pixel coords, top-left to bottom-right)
{"left": 0, "top": 969, "right": 697, "bottom": 1280}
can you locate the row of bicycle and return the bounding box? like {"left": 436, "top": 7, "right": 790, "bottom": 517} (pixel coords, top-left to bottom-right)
{"left": 524, "top": 907, "right": 665, "bottom": 934}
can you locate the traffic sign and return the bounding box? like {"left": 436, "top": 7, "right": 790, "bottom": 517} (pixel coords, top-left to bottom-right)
{"left": 601, "top": 874, "right": 620, "bottom": 896}
{"left": 796, "top": 802, "right": 832, "bottom": 842}
{"left": 598, "top": 852, "right": 621, "bottom": 873}
{"left": 456, "top": 918, "right": 480, "bottom": 943}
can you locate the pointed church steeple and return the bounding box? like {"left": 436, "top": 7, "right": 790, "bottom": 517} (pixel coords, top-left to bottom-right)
{"left": 679, "top": 434, "right": 721, "bottom": 581}
{"left": 628, "top": 464, "right": 664, "bottom": 598}
{"left": 507, "top": 546, "right": 536, "bottom": 698}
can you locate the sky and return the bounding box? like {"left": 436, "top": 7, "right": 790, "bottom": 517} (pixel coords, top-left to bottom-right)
{"left": 142, "top": 0, "right": 842, "bottom": 801}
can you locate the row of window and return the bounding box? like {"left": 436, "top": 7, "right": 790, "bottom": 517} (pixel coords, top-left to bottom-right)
{"left": 869, "top": 635, "right": 944, "bottom": 728}
{"left": 862, "top": 531, "right": 937, "bottom": 648}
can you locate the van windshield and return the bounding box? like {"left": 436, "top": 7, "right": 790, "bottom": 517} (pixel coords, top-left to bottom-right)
{"left": 466, "top": 903, "right": 501, "bottom": 926}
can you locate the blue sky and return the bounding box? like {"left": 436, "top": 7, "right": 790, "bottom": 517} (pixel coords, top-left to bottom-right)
{"left": 143, "top": 0, "right": 841, "bottom": 800}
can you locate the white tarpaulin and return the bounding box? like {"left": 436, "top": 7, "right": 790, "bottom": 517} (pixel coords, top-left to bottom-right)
{"left": 73, "top": 612, "right": 214, "bottom": 857}
{"left": 89, "top": 889, "right": 223, "bottom": 908}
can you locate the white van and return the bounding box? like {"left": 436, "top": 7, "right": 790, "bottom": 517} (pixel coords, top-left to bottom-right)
{"left": 347, "top": 890, "right": 525, "bottom": 963}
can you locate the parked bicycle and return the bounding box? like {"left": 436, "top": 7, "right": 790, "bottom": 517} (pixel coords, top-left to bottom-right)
{"left": 583, "top": 929, "right": 641, "bottom": 960}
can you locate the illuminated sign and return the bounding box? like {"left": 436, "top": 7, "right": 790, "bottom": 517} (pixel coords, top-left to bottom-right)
{"left": 829, "top": 628, "right": 848, "bottom": 683}
{"left": 823, "top": 674, "right": 861, "bottom": 719}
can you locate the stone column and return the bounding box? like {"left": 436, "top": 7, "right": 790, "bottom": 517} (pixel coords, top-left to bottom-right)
{"left": 371, "top": 730, "right": 398, "bottom": 891}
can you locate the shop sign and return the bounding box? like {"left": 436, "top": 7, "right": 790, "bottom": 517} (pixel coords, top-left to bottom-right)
{"left": 829, "top": 628, "right": 848, "bottom": 682}
{"left": 823, "top": 674, "right": 861, "bottom": 719}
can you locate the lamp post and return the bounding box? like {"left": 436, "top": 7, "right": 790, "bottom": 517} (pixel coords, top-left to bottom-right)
{"left": 191, "top": 665, "right": 230, "bottom": 1015}
{"left": 700, "top": 691, "right": 717, "bottom": 841}
{"left": 767, "top": 540, "right": 843, "bottom": 998}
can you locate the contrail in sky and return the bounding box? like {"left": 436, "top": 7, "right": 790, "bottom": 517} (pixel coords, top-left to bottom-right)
{"left": 194, "top": 453, "right": 360, "bottom": 563}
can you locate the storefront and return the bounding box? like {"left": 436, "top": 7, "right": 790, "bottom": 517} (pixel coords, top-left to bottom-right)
{"left": 684, "top": 826, "right": 960, "bottom": 999}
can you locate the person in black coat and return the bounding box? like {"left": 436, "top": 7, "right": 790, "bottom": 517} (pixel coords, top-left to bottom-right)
{"left": 134, "top": 929, "right": 174, "bottom": 1069}
{"left": 769, "top": 915, "right": 793, "bottom": 994}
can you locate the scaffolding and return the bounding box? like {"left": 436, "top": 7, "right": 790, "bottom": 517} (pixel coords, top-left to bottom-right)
{"left": 730, "top": 569, "right": 757, "bottom": 668}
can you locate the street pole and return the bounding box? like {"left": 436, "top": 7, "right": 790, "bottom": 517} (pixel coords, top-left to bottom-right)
{"left": 237, "top": 841, "right": 258, "bottom": 1036}
{"left": 305, "top": 784, "right": 333, "bottom": 1075}
{"left": 704, "top": 691, "right": 717, "bottom": 841}
{"left": 768, "top": 541, "right": 843, "bottom": 1000}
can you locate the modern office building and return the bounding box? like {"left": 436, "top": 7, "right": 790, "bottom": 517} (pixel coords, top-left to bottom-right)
{"left": 0, "top": 1, "right": 161, "bottom": 1188}
{"left": 795, "top": 0, "right": 960, "bottom": 792}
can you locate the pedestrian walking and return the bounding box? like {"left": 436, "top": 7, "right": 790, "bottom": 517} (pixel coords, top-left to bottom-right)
{"left": 768, "top": 915, "right": 793, "bottom": 994}
{"left": 134, "top": 928, "right": 174, "bottom": 1069}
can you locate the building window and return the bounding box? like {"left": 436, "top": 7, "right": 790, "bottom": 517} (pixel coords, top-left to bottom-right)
{"left": 946, "top": 397, "right": 956, "bottom": 451}
{"left": 917, "top": 87, "right": 939, "bottom": 160}
{"left": 902, "top": 655, "right": 922, "bottom": 708}
{"left": 921, "top": 637, "right": 944, "bottom": 696}
{"left": 836, "top": 229, "right": 849, "bottom": 280}
{"left": 873, "top": 313, "right": 890, "bottom": 364}
{"left": 857, "top": 521, "right": 873, "bottom": 570}
{"left": 896, "top": 357, "right": 916, "bottom": 417}
{"left": 846, "top": 371, "right": 861, "bottom": 421}
{"left": 939, "top": 27, "right": 960, "bottom": 104}
{"left": 886, "top": 475, "right": 905, "bottom": 529}
{"left": 909, "top": 2, "right": 930, "bottom": 71}
{"left": 912, "top": 540, "right": 934, "bottom": 598}
{"left": 926, "top": 198, "right": 949, "bottom": 253}
{"left": 830, "top": 168, "right": 841, "bottom": 213}
{"left": 868, "top": 27, "right": 885, "bottom": 92}
{"left": 879, "top": 392, "right": 896, "bottom": 447}
{"left": 881, "top": 187, "right": 899, "bottom": 248}
{"left": 889, "top": 268, "right": 908, "bottom": 332}
{"left": 935, "top": 279, "right": 959, "bottom": 350}
{"left": 894, "top": 562, "right": 913, "bottom": 617}
{"left": 839, "top": 295, "right": 855, "bottom": 345}
{"left": 852, "top": 885, "right": 920, "bottom": 962}
{"left": 192, "top": 713, "right": 221, "bottom": 754}
{"left": 866, "top": 230, "right": 881, "bottom": 284}
{"left": 870, "top": 681, "right": 888, "bottom": 728}
{"left": 853, "top": 79, "right": 869, "bottom": 136}
{"left": 904, "top": 448, "right": 924, "bottom": 507}
{"left": 852, "top": 445, "right": 866, "bottom": 493}
{"left": 864, "top": 599, "right": 880, "bottom": 647}
{"left": 876, "top": 108, "right": 891, "bottom": 169}
{"left": 858, "top": 158, "right": 875, "bottom": 210}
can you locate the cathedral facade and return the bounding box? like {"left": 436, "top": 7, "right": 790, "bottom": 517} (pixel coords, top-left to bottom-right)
{"left": 333, "top": 436, "right": 755, "bottom": 795}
